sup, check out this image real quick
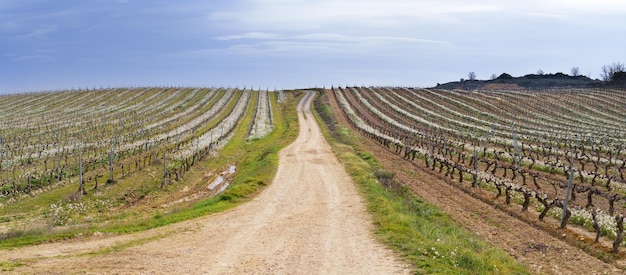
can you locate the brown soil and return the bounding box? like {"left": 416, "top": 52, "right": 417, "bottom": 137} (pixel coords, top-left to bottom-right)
{"left": 325, "top": 88, "right": 624, "bottom": 275}
{"left": 1, "top": 91, "right": 410, "bottom": 274}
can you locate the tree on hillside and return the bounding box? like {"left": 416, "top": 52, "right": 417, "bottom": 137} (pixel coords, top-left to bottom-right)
{"left": 537, "top": 69, "right": 544, "bottom": 75}
{"left": 601, "top": 62, "right": 625, "bottom": 81}
{"left": 571, "top": 67, "right": 580, "bottom": 76}
{"left": 490, "top": 74, "right": 497, "bottom": 80}
{"left": 610, "top": 71, "right": 626, "bottom": 87}
{"left": 468, "top": 72, "right": 477, "bottom": 81}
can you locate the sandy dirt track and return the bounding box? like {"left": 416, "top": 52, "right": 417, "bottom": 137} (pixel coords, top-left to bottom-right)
{"left": 4, "top": 91, "right": 410, "bottom": 274}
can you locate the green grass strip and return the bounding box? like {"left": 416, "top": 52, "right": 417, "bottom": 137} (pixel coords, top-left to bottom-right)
{"left": 312, "top": 90, "right": 529, "bottom": 274}
{"left": 0, "top": 91, "right": 302, "bottom": 249}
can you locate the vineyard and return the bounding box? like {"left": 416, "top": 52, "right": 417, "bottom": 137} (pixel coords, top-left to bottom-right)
{"left": 2, "top": 84, "right": 626, "bottom": 272}
{"left": 0, "top": 87, "right": 285, "bottom": 233}
{"left": 331, "top": 86, "right": 626, "bottom": 254}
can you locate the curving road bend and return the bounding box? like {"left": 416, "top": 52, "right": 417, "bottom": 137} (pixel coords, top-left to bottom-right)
{"left": 6, "top": 90, "right": 410, "bottom": 274}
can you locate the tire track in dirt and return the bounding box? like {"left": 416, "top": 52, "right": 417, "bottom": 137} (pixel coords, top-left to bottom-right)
{"left": 5, "top": 91, "right": 410, "bottom": 274}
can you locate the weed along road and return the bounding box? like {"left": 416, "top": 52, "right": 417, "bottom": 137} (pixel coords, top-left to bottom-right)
{"left": 6, "top": 91, "right": 410, "bottom": 274}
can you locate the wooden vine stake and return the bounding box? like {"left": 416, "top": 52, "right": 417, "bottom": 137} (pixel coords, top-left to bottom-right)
{"left": 512, "top": 124, "right": 521, "bottom": 172}
{"left": 0, "top": 137, "right": 3, "bottom": 182}
{"left": 56, "top": 135, "right": 62, "bottom": 182}
{"left": 560, "top": 150, "right": 575, "bottom": 229}
{"left": 77, "top": 150, "right": 87, "bottom": 196}
{"left": 614, "top": 215, "right": 624, "bottom": 253}
{"left": 108, "top": 149, "right": 114, "bottom": 183}
{"left": 161, "top": 151, "right": 167, "bottom": 189}
{"left": 473, "top": 139, "right": 479, "bottom": 187}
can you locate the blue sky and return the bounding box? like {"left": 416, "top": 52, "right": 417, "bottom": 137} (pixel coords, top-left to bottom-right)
{"left": 1, "top": 0, "right": 625, "bottom": 93}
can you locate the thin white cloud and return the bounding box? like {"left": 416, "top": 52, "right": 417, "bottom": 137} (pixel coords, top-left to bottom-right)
{"left": 208, "top": 0, "right": 501, "bottom": 30}
{"left": 530, "top": 0, "right": 626, "bottom": 14}
{"left": 294, "top": 33, "right": 450, "bottom": 45}
{"left": 216, "top": 32, "right": 450, "bottom": 45}
{"left": 230, "top": 40, "right": 341, "bottom": 55}
{"left": 208, "top": 0, "right": 626, "bottom": 32}
{"left": 203, "top": 0, "right": 501, "bottom": 59}
{"left": 10, "top": 25, "right": 58, "bottom": 39}
{"left": 215, "top": 32, "right": 283, "bottom": 41}
{"left": 5, "top": 48, "right": 58, "bottom": 62}
{"left": 205, "top": 32, "right": 453, "bottom": 57}
{"left": 0, "top": 6, "right": 86, "bottom": 41}
{"left": 12, "top": 54, "right": 52, "bottom": 61}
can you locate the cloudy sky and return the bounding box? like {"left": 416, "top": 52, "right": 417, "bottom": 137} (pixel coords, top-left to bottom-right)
{"left": 1, "top": 0, "right": 625, "bottom": 93}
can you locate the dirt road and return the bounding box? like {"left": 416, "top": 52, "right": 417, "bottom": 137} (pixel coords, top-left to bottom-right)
{"left": 5, "top": 91, "right": 410, "bottom": 274}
